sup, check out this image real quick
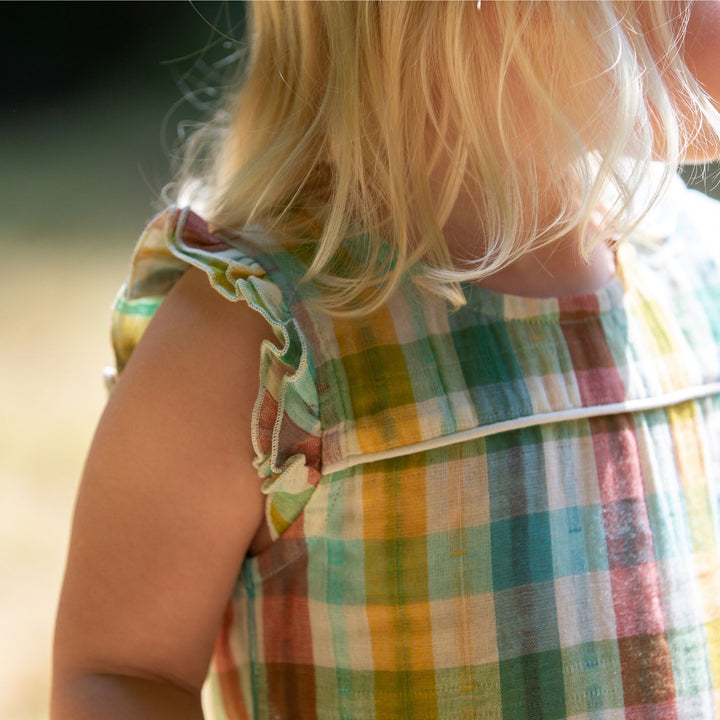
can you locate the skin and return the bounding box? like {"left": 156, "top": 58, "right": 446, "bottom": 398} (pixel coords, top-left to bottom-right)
{"left": 682, "top": 0, "right": 720, "bottom": 161}
{"left": 51, "top": 2, "right": 720, "bottom": 717}
{"left": 51, "top": 268, "right": 274, "bottom": 718}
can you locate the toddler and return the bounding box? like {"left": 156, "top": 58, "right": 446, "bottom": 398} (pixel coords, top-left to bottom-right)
{"left": 52, "top": 2, "right": 720, "bottom": 718}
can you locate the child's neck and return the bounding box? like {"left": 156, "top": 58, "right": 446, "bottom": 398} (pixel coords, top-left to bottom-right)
{"left": 442, "top": 193, "right": 616, "bottom": 299}
{"left": 467, "top": 236, "right": 616, "bottom": 298}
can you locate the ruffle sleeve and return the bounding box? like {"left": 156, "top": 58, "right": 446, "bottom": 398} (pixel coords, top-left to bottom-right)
{"left": 108, "top": 206, "right": 322, "bottom": 540}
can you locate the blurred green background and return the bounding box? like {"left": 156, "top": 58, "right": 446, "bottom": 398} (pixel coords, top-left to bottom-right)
{"left": 0, "top": 3, "right": 243, "bottom": 718}
{"left": 1, "top": 3, "right": 719, "bottom": 720}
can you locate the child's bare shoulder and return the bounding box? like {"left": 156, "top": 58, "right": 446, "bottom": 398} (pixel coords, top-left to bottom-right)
{"left": 105, "top": 265, "right": 276, "bottom": 496}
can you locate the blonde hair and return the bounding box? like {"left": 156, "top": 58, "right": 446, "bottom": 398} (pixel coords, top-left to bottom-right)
{"left": 173, "top": 0, "right": 720, "bottom": 315}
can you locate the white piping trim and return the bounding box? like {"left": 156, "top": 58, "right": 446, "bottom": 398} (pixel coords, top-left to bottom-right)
{"left": 322, "top": 381, "right": 720, "bottom": 475}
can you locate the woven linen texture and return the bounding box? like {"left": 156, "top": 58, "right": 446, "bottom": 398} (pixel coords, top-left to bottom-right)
{"left": 114, "top": 182, "right": 720, "bottom": 718}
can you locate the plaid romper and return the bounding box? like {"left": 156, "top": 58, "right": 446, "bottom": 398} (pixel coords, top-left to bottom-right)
{"left": 111, "top": 177, "right": 720, "bottom": 719}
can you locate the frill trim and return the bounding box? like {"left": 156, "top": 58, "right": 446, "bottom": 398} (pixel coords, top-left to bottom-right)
{"left": 109, "top": 206, "right": 322, "bottom": 540}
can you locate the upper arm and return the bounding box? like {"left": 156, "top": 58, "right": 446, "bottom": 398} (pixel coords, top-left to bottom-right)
{"left": 53, "top": 267, "right": 276, "bottom": 692}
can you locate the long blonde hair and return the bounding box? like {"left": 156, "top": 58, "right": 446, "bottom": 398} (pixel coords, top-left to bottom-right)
{"left": 173, "top": 1, "right": 720, "bottom": 315}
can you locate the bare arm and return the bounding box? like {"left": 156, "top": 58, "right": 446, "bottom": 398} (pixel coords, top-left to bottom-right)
{"left": 51, "top": 267, "right": 276, "bottom": 718}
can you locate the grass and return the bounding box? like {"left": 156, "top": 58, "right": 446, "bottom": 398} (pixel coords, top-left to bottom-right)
{"left": 0, "top": 237, "right": 132, "bottom": 720}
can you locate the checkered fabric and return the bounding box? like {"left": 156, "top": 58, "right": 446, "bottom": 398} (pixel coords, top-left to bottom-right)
{"left": 112, "top": 177, "right": 720, "bottom": 719}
